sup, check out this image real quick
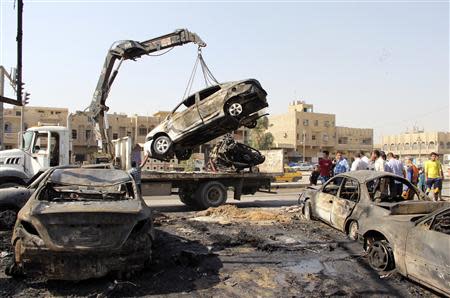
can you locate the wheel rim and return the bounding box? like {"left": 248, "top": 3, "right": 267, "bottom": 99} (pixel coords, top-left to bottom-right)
{"left": 349, "top": 222, "right": 358, "bottom": 240}
{"left": 155, "top": 138, "right": 170, "bottom": 154}
{"left": 206, "top": 186, "right": 223, "bottom": 204}
{"left": 228, "top": 103, "right": 243, "bottom": 116}
{"left": 369, "top": 242, "right": 390, "bottom": 271}
{"left": 0, "top": 210, "right": 17, "bottom": 227}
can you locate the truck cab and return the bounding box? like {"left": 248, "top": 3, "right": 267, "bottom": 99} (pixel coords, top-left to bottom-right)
{"left": 0, "top": 126, "right": 70, "bottom": 187}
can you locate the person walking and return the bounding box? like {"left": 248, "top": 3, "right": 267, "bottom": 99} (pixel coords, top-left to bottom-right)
{"left": 310, "top": 165, "right": 320, "bottom": 186}
{"left": 369, "top": 150, "right": 386, "bottom": 172}
{"left": 128, "top": 161, "right": 142, "bottom": 196}
{"left": 403, "top": 157, "right": 419, "bottom": 199}
{"left": 417, "top": 166, "right": 426, "bottom": 192}
{"left": 424, "top": 152, "right": 444, "bottom": 201}
{"left": 360, "top": 151, "right": 370, "bottom": 165}
{"left": 386, "top": 152, "right": 406, "bottom": 197}
{"left": 318, "top": 151, "right": 332, "bottom": 184}
{"left": 351, "top": 152, "right": 369, "bottom": 171}
{"left": 333, "top": 152, "right": 349, "bottom": 185}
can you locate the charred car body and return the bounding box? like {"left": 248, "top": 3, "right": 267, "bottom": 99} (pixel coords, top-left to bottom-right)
{"left": 7, "top": 168, "right": 154, "bottom": 280}
{"left": 144, "top": 79, "right": 268, "bottom": 161}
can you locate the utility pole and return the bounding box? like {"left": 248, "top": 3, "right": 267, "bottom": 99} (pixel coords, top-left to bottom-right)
{"left": 302, "top": 129, "right": 306, "bottom": 163}
{"left": 16, "top": 0, "right": 23, "bottom": 104}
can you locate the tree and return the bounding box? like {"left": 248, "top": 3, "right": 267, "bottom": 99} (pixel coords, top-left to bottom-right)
{"left": 246, "top": 116, "right": 274, "bottom": 150}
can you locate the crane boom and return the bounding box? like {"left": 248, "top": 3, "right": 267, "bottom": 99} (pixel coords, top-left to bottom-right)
{"left": 86, "top": 29, "right": 206, "bottom": 155}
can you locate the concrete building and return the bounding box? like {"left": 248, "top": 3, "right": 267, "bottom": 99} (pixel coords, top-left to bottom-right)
{"left": 268, "top": 101, "right": 373, "bottom": 162}
{"left": 379, "top": 130, "right": 450, "bottom": 164}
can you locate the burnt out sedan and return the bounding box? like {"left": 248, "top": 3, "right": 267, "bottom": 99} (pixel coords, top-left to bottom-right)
{"left": 144, "top": 79, "right": 268, "bottom": 161}
{"left": 7, "top": 168, "right": 154, "bottom": 280}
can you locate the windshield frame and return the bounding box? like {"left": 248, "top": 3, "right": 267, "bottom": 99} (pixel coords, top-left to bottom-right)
{"left": 22, "top": 131, "right": 34, "bottom": 151}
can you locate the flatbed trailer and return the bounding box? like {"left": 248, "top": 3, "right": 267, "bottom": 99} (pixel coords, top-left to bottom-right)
{"left": 140, "top": 171, "right": 274, "bottom": 209}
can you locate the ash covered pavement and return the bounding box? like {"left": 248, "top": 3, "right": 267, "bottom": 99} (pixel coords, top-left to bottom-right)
{"left": 0, "top": 204, "right": 438, "bottom": 297}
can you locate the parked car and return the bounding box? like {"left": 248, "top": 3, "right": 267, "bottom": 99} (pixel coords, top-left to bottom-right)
{"left": 144, "top": 79, "right": 268, "bottom": 161}
{"left": 275, "top": 167, "right": 303, "bottom": 182}
{"left": 298, "top": 170, "right": 447, "bottom": 240}
{"left": 296, "top": 162, "right": 314, "bottom": 171}
{"left": 360, "top": 206, "right": 450, "bottom": 296}
{"left": 7, "top": 167, "right": 154, "bottom": 280}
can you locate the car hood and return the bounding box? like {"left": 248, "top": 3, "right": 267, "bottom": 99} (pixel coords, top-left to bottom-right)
{"left": 19, "top": 199, "right": 149, "bottom": 251}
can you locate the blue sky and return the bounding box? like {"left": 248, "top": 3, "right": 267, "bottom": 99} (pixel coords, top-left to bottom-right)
{"left": 0, "top": 1, "right": 448, "bottom": 142}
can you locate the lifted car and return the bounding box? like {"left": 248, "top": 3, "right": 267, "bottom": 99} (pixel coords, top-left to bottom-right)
{"left": 7, "top": 168, "right": 154, "bottom": 280}
{"left": 144, "top": 79, "right": 268, "bottom": 161}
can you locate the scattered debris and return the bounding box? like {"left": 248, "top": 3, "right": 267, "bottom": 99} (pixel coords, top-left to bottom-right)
{"left": 193, "top": 205, "right": 291, "bottom": 224}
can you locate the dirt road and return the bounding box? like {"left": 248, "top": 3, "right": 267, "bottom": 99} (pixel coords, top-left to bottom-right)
{"left": 0, "top": 199, "right": 438, "bottom": 297}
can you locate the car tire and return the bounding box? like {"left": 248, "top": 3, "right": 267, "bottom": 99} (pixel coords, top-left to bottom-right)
{"left": 175, "top": 149, "right": 192, "bottom": 161}
{"left": 347, "top": 221, "right": 359, "bottom": 241}
{"left": 179, "top": 189, "right": 198, "bottom": 208}
{"left": 195, "top": 181, "right": 227, "bottom": 209}
{"left": 226, "top": 101, "right": 244, "bottom": 117}
{"left": 152, "top": 135, "right": 172, "bottom": 156}
{"left": 368, "top": 240, "right": 395, "bottom": 272}
{"left": 0, "top": 182, "right": 22, "bottom": 189}
{"left": 303, "top": 200, "right": 312, "bottom": 220}
{"left": 0, "top": 209, "right": 17, "bottom": 229}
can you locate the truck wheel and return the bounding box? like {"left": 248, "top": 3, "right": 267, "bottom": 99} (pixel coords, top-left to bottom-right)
{"left": 179, "top": 190, "right": 197, "bottom": 207}
{"left": 196, "top": 181, "right": 227, "bottom": 209}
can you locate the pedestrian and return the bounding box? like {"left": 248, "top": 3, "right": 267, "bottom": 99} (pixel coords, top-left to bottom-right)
{"left": 310, "top": 165, "right": 320, "bottom": 186}
{"left": 417, "top": 166, "right": 426, "bottom": 192}
{"left": 386, "top": 152, "right": 406, "bottom": 197}
{"left": 128, "top": 161, "right": 142, "bottom": 196}
{"left": 369, "top": 149, "right": 386, "bottom": 172}
{"left": 360, "top": 151, "right": 370, "bottom": 165}
{"left": 351, "top": 152, "right": 369, "bottom": 171}
{"left": 318, "top": 151, "right": 332, "bottom": 184}
{"left": 132, "top": 143, "right": 142, "bottom": 166}
{"left": 403, "top": 157, "right": 419, "bottom": 200}
{"left": 424, "top": 152, "right": 444, "bottom": 201}
{"left": 333, "top": 152, "right": 349, "bottom": 185}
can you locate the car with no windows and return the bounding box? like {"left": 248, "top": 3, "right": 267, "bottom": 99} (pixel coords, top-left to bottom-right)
{"left": 7, "top": 167, "right": 154, "bottom": 280}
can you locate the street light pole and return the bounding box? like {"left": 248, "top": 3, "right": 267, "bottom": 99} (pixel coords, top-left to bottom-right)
{"left": 302, "top": 129, "right": 306, "bottom": 163}
{"left": 417, "top": 136, "right": 422, "bottom": 164}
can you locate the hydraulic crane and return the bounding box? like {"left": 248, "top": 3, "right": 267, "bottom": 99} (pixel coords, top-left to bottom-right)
{"left": 84, "top": 29, "right": 206, "bottom": 156}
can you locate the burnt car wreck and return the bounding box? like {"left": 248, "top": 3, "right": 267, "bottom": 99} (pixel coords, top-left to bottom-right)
{"left": 7, "top": 168, "right": 154, "bottom": 280}
{"left": 144, "top": 79, "right": 268, "bottom": 161}
{"left": 208, "top": 134, "right": 265, "bottom": 172}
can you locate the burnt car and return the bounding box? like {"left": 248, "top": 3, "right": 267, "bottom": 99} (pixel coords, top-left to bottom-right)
{"left": 7, "top": 168, "right": 154, "bottom": 280}
{"left": 360, "top": 206, "right": 450, "bottom": 296}
{"left": 298, "top": 171, "right": 447, "bottom": 240}
{"left": 144, "top": 79, "right": 268, "bottom": 161}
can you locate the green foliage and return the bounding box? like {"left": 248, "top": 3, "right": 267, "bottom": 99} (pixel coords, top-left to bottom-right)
{"left": 246, "top": 116, "right": 274, "bottom": 150}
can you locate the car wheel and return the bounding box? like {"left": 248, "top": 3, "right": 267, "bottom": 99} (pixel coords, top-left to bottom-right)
{"left": 227, "top": 102, "right": 243, "bottom": 117}
{"left": 368, "top": 240, "right": 395, "bottom": 272}
{"left": 303, "top": 200, "right": 312, "bottom": 220}
{"left": 347, "top": 221, "right": 358, "bottom": 241}
{"left": 196, "top": 181, "right": 227, "bottom": 209}
{"left": 175, "top": 149, "right": 192, "bottom": 161}
{"left": 152, "top": 135, "right": 172, "bottom": 155}
{"left": 0, "top": 209, "right": 17, "bottom": 229}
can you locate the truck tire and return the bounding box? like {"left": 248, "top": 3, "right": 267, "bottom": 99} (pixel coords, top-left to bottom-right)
{"left": 179, "top": 189, "right": 198, "bottom": 208}
{"left": 195, "top": 181, "right": 227, "bottom": 209}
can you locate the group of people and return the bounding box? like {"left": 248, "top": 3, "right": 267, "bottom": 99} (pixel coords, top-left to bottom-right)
{"left": 310, "top": 150, "right": 445, "bottom": 201}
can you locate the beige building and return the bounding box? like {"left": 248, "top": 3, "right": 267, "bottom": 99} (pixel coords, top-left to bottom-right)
{"left": 268, "top": 101, "right": 373, "bottom": 162}
{"left": 380, "top": 130, "right": 450, "bottom": 164}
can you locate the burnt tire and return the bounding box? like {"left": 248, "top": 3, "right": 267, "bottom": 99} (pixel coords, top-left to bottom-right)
{"left": 0, "top": 209, "right": 18, "bottom": 230}
{"left": 347, "top": 221, "right": 359, "bottom": 241}
{"left": 195, "top": 181, "right": 227, "bottom": 209}
{"left": 368, "top": 240, "right": 395, "bottom": 272}
{"left": 152, "top": 135, "right": 172, "bottom": 156}
{"left": 175, "top": 149, "right": 192, "bottom": 161}
{"left": 303, "top": 200, "right": 312, "bottom": 220}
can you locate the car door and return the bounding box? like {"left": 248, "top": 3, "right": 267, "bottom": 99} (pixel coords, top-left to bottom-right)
{"left": 169, "top": 93, "right": 204, "bottom": 134}
{"left": 196, "top": 85, "right": 223, "bottom": 122}
{"left": 314, "top": 177, "right": 343, "bottom": 224}
{"left": 330, "top": 178, "right": 359, "bottom": 231}
{"left": 405, "top": 209, "right": 450, "bottom": 294}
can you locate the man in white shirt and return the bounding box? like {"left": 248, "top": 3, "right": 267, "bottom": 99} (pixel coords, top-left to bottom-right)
{"left": 361, "top": 151, "right": 370, "bottom": 165}
{"left": 351, "top": 152, "right": 369, "bottom": 171}
{"left": 369, "top": 150, "right": 386, "bottom": 172}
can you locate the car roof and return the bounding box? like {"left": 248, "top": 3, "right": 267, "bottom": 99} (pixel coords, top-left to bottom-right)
{"left": 334, "top": 170, "right": 404, "bottom": 183}
{"left": 49, "top": 168, "right": 131, "bottom": 186}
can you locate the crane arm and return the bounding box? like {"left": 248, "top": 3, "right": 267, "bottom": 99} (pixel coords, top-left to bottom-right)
{"left": 86, "top": 29, "right": 206, "bottom": 155}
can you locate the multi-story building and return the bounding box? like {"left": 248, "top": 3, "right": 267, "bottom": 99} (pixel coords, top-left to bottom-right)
{"left": 379, "top": 130, "right": 450, "bottom": 164}
{"left": 268, "top": 101, "right": 373, "bottom": 162}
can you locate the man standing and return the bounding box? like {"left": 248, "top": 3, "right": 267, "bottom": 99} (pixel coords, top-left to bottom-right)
{"left": 333, "top": 152, "right": 349, "bottom": 175}
{"left": 351, "top": 152, "right": 369, "bottom": 171}
{"left": 369, "top": 150, "right": 386, "bottom": 172}
{"left": 386, "top": 152, "right": 406, "bottom": 197}
{"left": 128, "top": 161, "right": 142, "bottom": 196}
{"left": 403, "top": 157, "right": 419, "bottom": 199}
{"left": 360, "top": 151, "right": 370, "bottom": 165}
{"left": 424, "top": 152, "right": 444, "bottom": 201}
{"left": 318, "top": 151, "right": 332, "bottom": 184}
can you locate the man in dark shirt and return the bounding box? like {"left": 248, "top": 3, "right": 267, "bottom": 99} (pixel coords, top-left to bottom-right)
{"left": 318, "top": 151, "right": 332, "bottom": 184}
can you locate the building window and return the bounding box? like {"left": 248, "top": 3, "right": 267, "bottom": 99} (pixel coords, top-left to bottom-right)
{"left": 296, "top": 133, "right": 299, "bottom": 139}
{"left": 390, "top": 144, "right": 396, "bottom": 151}
{"left": 339, "top": 137, "right": 348, "bottom": 145}
{"left": 296, "top": 119, "right": 299, "bottom": 125}
{"left": 119, "top": 127, "right": 126, "bottom": 138}
{"left": 362, "top": 138, "right": 372, "bottom": 145}
{"left": 322, "top": 134, "right": 328, "bottom": 142}
{"left": 311, "top": 134, "right": 316, "bottom": 141}
{"left": 113, "top": 133, "right": 118, "bottom": 140}
{"left": 127, "top": 131, "right": 132, "bottom": 137}
{"left": 24, "top": 123, "right": 28, "bottom": 130}
{"left": 397, "top": 143, "right": 402, "bottom": 150}
{"left": 429, "top": 141, "right": 435, "bottom": 149}
{"left": 439, "top": 141, "right": 444, "bottom": 148}
{"left": 85, "top": 130, "right": 91, "bottom": 140}
{"left": 412, "top": 142, "right": 418, "bottom": 150}
{"left": 314, "top": 120, "right": 318, "bottom": 126}
{"left": 324, "top": 121, "right": 330, "bottom": 127}
{"left": 138, "top": 127, "right": 147, "bottom": 136}
{"left": 4, "top": 122, "right": 12, "bottom": 133}
{"left": 404, "top": 143, "right": 410, "bottom": 150}
{"left": 383, "top": 144, "right": 388, "bottom": 151}
{"left": 72, "top": 129, "right": 77, "bottom": 139}
{"left": 303, "top": 119, "right": 309, "bottom": 126}
{"left": 15, "top": 111, "right": 21, "bottom": 116}
{"left": 447, "top": 142, "right": 450, "bottom": 149}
